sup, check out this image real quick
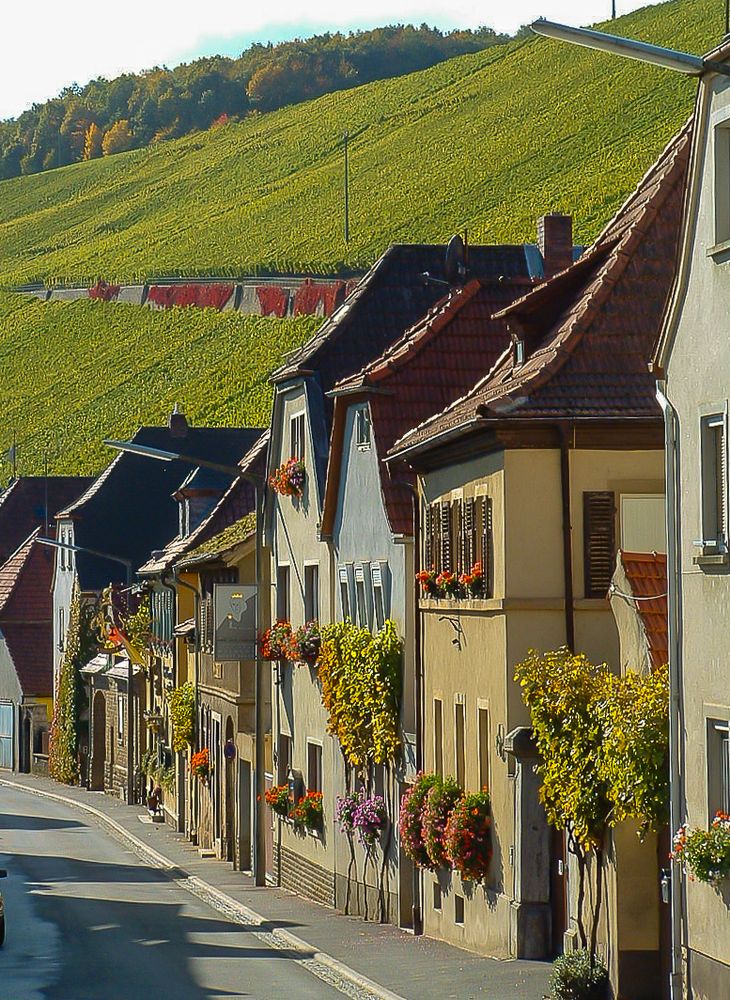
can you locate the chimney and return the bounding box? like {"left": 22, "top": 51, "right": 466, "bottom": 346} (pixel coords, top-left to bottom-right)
{"left": 168, "top": 403, "right": 189, "bottom": 439}
{"left": 537, "top": 214, "right": 573, "bottom": 279}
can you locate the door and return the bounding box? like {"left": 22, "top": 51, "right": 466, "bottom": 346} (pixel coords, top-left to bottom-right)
{"left": 224, "top": 717, "right": 235, "bottom": 863}
{"left": 0, "top": 703, "right": 13, "bottom": 769}
{"left": 90, "top": 691, "right": 106, "bottom": 790}
{"left": 211, "top": 713, "right": 222, "bottom": 856}
{"left": 238, "top": 760, "right": 252, "bottom": 871}
{"left": 550, "top": 827, "right": 568, "bottom": 957}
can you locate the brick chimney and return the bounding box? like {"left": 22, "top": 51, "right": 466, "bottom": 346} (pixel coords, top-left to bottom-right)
{"left": 537, "top": 214, "right": 573, "bottom": 279}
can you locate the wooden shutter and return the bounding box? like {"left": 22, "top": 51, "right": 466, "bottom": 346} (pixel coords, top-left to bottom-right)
{"left": 424, "top": 503, "right": 433, "bottom": 570}
{"left": 440, "top": 502, "right": 452, "bottom": 572}
{"left": 480, "top": 496, "right": 493, "bottom": 598}
{"left": 463, "top": 498, "right": 476, "bottom": 572}
{"left": 583, "top": 491, "right": 616, "bottom": 598}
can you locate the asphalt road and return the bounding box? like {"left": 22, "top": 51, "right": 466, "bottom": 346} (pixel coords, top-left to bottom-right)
{"left": 0, "top": 785, "right": 346, "bottom": 1000}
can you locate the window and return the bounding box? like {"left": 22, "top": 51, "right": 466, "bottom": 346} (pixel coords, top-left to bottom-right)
{"left": 478, "top": 706, "right": 490, "bottom": 793}
{"left": 700, "top": 412, "right": 728, "bottom": 550}
{"left": 434, "top": 699, "right": 443, "bottom": 776}
{"left": 0, "top": 703, "right": 13, "bottom": 769}
{"left": 455, "top": 701, "right": 465, "bottom": 789}
{"left": 290, "top": 412, "right": 305, "bottom": 461}
{"left": 117, "top": 694, "right": 124, "bottom": 745}
{"left": 708, "top": 718, "right": 730, "bottom": 820}
{"left": 433, "top": 882, "right": 442, "bottom": 911}
{"left": 355, "top": 564, "right": 370, "bottom": 629}
{"left": 355, "top": 407, "right": 371, "bottom": 449}
{"left": 583, "top": 491, "right": 616, "bottom": 598}
{"left": 307, "top": 741, "right": 322, "bottom": 793}
{"left": 339, "top": 565, "right": 354, "bottom": 621}
{"left": 423, "top": 495, "right": 492, "bottom": 595}
{"left": 276, "top": 565, "right": 290, "bottom": 622}
{"left": 454, "top": 894, "right": 465, "bottom": 924}
{"left": 277, "top": 733, "right": 292, "bottom": 785}
{"left": 715, "top": 122, "right": 730, "bottom": 246}
{"left": 372, "top": 564, "right": 386, "bottom": 630}
{"left": 58, "top": 607, "right": 65, "bottom": 651}
{"left": 304, "top": 564, "right": 319, "bottom": 622}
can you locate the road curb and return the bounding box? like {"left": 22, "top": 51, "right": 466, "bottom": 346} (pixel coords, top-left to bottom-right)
{"left": 0, "top": 778, "right": 407, "bottom": 1000}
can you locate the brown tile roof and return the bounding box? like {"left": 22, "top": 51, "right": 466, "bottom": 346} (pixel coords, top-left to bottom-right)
{"left": 0, "top": 477, "right": 93, "bottom": 566}
{"left": 616, "top": 550, "right": 668, "bottom": 671}
{"left": 0, "top": 529, "right": 54, "bottom": 696}
{"left": 323, "top": 277, "right": 537, "bottom": 535}
{"left": 138, "top": 430, "right": 267, "bottom": 576}
{"left": 392, "top": 122, "right": 692, "bottom": 457}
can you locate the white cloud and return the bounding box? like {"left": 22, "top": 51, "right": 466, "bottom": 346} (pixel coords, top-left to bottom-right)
{"left": 1, "top": 0, "right": 661, "bottom": 120}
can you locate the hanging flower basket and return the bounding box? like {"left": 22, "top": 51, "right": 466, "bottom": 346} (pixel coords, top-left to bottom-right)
{"left": 353, "top": 792, "right": 388, "bottom": 848}
{"left": 190, "top": 747, "right": 210, "bottom": 784}
{"left": 265, "top": 784, "right": 291, "bottom": 817}
{"left": 260, "top": 620, "right": 294, "bottom": 660}
{"left": 270, "top": 459, "right": 305, "bottom": 498}
{"left": 422, "top": 776, "right": 462, "bottom": 868}
{"left": 399, "top": 772, "right": 441, "bottom": 869}
{"left": 671, "top": 812, "right": 730, "bottom": 885}
{"left": 444, "top": 790, "right": 493, "bottom": 884}
{"left": 291, "top": 621, "right": 321, "bottom": 663}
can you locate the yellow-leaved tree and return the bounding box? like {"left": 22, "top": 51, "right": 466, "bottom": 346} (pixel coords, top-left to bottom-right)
{"left": 102, "top": 120, "right": 135, "bottom": 156}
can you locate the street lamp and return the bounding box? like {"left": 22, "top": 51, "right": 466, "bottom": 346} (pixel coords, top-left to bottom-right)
{"left": 37, "top": 536, "right": 136, "bottom": 805}
{"left": 104, "top": 438, "right": 268, "bottom": 888}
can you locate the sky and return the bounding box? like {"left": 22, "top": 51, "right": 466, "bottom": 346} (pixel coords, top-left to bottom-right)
{"left": 0, "top": 0, "right": 663, "bottom": 120}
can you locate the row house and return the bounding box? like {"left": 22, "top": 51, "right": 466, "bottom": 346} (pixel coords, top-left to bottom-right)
{"left": 265, "top": 230, "right": 579, "bottom": 917}
{"left": 652, "top": 38, "right": 730, "bottom": 997}
{"left": 388, "top": 124, "right": 688, "bottom": 997}
{"left": 0, "top": 476, "right": 91, "bottom": 774}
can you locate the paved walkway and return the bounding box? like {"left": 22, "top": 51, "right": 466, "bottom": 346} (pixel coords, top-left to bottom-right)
{"left": 1, "top": 773, "right": 551, "bottom": 1000}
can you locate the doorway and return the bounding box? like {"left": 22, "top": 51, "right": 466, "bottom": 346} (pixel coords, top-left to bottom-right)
{"left": 224, "top": 717, "right": 235, "bottom": 863}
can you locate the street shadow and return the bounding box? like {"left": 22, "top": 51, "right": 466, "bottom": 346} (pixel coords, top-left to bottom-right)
{"left": 0, "top": 812, "right": 85, "bottom": 831}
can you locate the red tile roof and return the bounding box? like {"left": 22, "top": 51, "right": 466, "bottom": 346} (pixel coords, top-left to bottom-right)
{"left": 0, "top": 529, "right": 54, "bottom": 696}
{"left": 323, "top": 277, "right": 536, "bottom": 535}
{"left": 392, "top": 122, "right": 691, "bottom": 457}
{"left": 617, "top": 551, "right": 668, "bottom": 671}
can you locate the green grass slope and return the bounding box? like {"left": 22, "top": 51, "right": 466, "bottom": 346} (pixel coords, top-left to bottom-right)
{"left": 0, "top": 0, "right": 719, "bottom": 286}
{"left": 0, "top": 292, "right": 318, "bottom": 476}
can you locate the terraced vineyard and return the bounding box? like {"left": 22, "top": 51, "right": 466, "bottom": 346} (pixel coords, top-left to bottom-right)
{"left": 0, "top": 292, "right": 318, "bottom": 476}
{"left": 0, "top": 0, "right": 720, "bottom": 286}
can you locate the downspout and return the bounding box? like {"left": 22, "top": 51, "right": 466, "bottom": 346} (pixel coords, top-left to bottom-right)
{"left": 656, "top": 381, "right": 685, "bottom": 1000}
{"left": 411, "top": 484, "right": 423, "bottom": 935}
{"left": 559, "top": 422, "right": 575, "bottom": 651}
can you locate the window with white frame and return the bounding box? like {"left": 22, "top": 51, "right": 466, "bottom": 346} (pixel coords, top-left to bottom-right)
{"left": 707, "top": 718, "right": 730, "bottom": 819}
{"left": 355, "top": 564, "right": 370, "bottom": 629}
{"left": 338, "top": 565, "right": 354, "bottom": 621}
{"left": 715, "top": 121, "right": 730, "bottom": 246}
{"left": 371, "top": 563, "right": 386, "bottom": 630}
{"left": 58, "top": 607, "right": 65, "bottom": 651}
{"left": 355, "top": 407, "right": 371, "bottom": 449}
{"left": 307, "top": 741, "right": 322, "bottom": 793}
{"left": 304, "top": 563, "right": 319, "bottom": 622}
{"left": 290, "top": 412, "right": 305, "bottom": 461}
{"left": 700, "top": 410, "right": 728, "bottom": 550}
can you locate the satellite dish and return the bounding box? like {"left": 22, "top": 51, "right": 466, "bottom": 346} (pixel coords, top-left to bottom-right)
{"left": 444, "top": 234, "right": 467, "bottom": 284}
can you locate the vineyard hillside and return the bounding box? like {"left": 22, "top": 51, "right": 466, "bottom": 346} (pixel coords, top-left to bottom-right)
{"left": 0, "top": 292, "right": 318, "bottom": 476}
{"left": 0, "top": 0, "right": 720, "bottom": 286}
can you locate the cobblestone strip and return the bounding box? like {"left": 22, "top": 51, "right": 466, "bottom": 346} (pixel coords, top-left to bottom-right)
{"left": 0, "top": 779, "right": 406, "bottom": 1000}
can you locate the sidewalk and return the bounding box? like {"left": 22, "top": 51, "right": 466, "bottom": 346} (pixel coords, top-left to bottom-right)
{"left": 2, "top": 773, "right": 551, "bottom": 1000}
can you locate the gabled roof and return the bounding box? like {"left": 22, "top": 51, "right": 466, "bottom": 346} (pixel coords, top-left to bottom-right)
{"left": 271, "top": 242, "right": 556, "bottom": 402}
{"left": 0, "top": 529, "right": 54, "bottom": 696}
{"left": 138, "top": 430, "right": 267, "bottom": 577}
{"left": 615, "top": 551, "right": 668, "bottom": 671}
{"left": 321, "top": 275, "right": 536, "bottom": 536}
{"left": 392, "top": 123, "right": 692, "bottom": 458}
{"left": 59, "top": 425, "right": 261, "bottom": 590}
{"left": 0, "top": 476, "right": 92, "bottom": 566}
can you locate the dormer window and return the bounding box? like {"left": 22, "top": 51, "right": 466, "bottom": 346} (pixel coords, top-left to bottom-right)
{"left": 290, "top": 412, "right": 305, "bottom": 461}
{"left": 514, "top": 339, "right": 525, "bottom": 366}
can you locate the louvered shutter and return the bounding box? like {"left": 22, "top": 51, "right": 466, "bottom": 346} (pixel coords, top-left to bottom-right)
{"left": 481, "top": 496, "right": 493, "bottom": 598}
{"left": 424, "top": 504, "right": 433, "bottom": 570}
{"left": 440, "top": 502, "right": 452, "bottom": 572}
{"left": 455, "top": 499, "right": 464, "bottom": 574}
{"left": 463, "top": 498, "right": 476, "bottom": 572}
{"left": 583, "top": 491, "right": 616, "bottom": 598}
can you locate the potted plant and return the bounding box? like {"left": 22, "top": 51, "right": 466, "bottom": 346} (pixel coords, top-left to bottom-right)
{"left": 436, "top": 570, "right": 461, "bottom": 598}
{"left": 459, "top": 561, "right": 485, "bottom": 598}
{"left": 444, "top": 789, "right": 493, "bottom": 883}
{"left": 416, "top": 568, "right": 439, "bottom": 597}
{"left": 190, "top": 747, "right": 210, "bottom": 784}
{"left": 422, "top": 775, "right": 462, "bottom": 868}
{"left": 671, "top": 811, "right": 730, "bottom": 885}
{"left": 291, "top": 621, "right": 321, "bottom": 663}
{"left": 260, "top": 620, "right": 294, "bottom": 660}
{"left": 352, "top": 791, "right": 388, "bottom": 848}
{"left": 265, "top": 784, "right": 291, "bottom": 818}
{"left": 399, "top": 772, "right": 441, "bottom": 869}
{"left": 269, "top": 458, "right": 306, "bottom": 498}
{"left": 291, "top": 790, "right": 324, "bottom": 831}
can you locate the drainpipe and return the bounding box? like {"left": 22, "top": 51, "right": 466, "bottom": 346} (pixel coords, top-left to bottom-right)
{"left": 656, "top": 381, "right": 685, "bottom": 1000}
{"left": 558, "top": 422, "right": 575, "bottom": 651}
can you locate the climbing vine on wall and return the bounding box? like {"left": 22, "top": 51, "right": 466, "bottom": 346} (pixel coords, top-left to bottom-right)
{"left": 168, "top": 681, "right": 196, "bottom": 753}
{"left": 317, "top": 619, "right": 402, "bottom": 770}
{"left": 48, "top": 586, "right": 98, "bottom": 784}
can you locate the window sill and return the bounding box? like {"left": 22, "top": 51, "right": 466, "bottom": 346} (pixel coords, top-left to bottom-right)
{"left": 420, "top": 596, "right": 500, "bottom": 612}
{"left": 706, "top": 239, "right": 730, "bottom": 260}
{"left": 693, "top": 552, "right": 729, "bottom": 568}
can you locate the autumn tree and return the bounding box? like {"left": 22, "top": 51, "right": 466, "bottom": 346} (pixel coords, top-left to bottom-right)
{"left": 102, "top": 119, "right": 134, "bottom": 156}
{"left": 83, "top": 122, "right": 103, "bottom": 160}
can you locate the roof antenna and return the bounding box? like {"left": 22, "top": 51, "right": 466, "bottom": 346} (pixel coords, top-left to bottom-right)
{"left": 444, "top": 234, "right": 467, "bottom": 284}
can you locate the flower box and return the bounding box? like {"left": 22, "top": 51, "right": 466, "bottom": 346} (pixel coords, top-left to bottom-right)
{"left": 269, "top": 458, "right": 305, "bottom": 498}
